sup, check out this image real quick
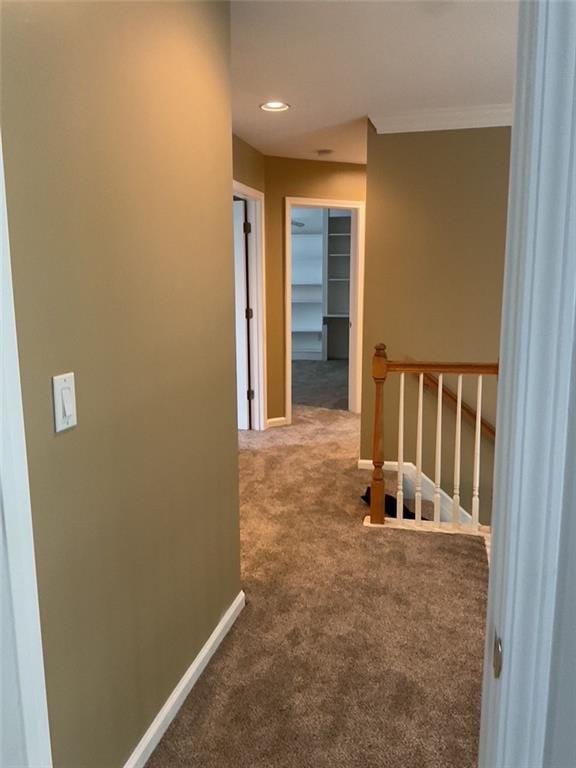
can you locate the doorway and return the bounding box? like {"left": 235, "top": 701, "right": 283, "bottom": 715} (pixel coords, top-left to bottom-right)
{"left": 285, "top": 198, "right": 365, "bottom": 423}
{"left": 290, "top": 206, "right": 350, "bottom": 410}
{"left": 232, "top": 181, "right": 266, "bottom": 431}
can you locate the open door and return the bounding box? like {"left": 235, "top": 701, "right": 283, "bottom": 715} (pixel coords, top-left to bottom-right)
{"left": 1, "top": 134, "right": 52, "bottom": 767}
{"left": 233, "top": 197, "right": 252, "bottom": 430}
{"left": 479, "top": 3, "right": 576, "bottom": 766}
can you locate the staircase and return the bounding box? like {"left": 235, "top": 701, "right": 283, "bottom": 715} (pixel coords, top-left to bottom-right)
{"left": 367, "top": 343, "right": 498, "bottom": 537}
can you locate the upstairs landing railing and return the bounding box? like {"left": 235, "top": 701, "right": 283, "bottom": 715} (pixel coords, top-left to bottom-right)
{"left": 370, "top": 344, "right": 499, "bottom": 532}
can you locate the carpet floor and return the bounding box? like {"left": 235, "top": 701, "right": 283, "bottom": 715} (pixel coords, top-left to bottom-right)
{"left": 292, "top": 360, "right": 348, "bottom": 410}
{"left": 147, "top": 406, "right": 488, "bottom": 768}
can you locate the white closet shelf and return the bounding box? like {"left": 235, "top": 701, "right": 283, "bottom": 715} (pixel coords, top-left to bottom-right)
{"left": 292, "top": 282, "right": 322, "bottom": 287}
{"left": 328, "top": 277, "right": 350, "bottom": 282}
{"left": 325, "top": 313, "right": 349, "bottom": 318}
{"left": 293, "top": 299, "right": 323, "bottom": 304}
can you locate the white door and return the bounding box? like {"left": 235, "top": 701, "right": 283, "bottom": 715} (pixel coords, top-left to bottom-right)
{"left": 1, "top": 136, "right": 52, "bottom": 767}
{"left": 1, "top": 507, "right": 27, "bottom": 765}
{"left": 479, "top": 3, "right": 576, "bottom": 766}
{"left": 233, "top": 199, "right": 250, "bottom": 430}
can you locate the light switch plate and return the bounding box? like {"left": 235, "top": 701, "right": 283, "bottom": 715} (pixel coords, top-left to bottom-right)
{"left": 52, "top": 372, "right": 77, "bottom": 432}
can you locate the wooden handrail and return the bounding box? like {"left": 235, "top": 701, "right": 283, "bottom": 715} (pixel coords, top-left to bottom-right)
{"left": 373, "top": 349, "right": 499, "bottom": 380}
{"left": 422, "top": 372, "right": 496, "bottom": 442}
{"left": 369, "top": 343, "right": 498, "bottom": 525}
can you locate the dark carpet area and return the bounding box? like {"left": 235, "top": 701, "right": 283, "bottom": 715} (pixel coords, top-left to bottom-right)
{"left": 292, "top": 360, "right": 348, "bottom": 410}
{"left": 147, "top": 407, "right": 488, "bottom": 768}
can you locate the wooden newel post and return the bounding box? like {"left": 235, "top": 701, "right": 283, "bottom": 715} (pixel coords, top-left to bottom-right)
{"left": 371, "top": 343, "right": 388, "bottom": 524}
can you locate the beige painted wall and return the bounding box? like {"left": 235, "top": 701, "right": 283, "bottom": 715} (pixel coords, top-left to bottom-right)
{"left": 360, "top": 126, "right": 510, "bottom": 522}
{"left": 233, "top": 134, "right": 266, "bottom": 192}
{"left": 264, "top": 156, "right": 366, "bottom": 417}
{"left": 1, "top": 3, "right": 240, "bottom": 767}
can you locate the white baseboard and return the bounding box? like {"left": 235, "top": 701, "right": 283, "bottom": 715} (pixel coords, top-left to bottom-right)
{"left": 266, "top": 416, "right": 288, "bottom": 428}
{"left": 292, "top": 351, "right": 323, "bottom": 360}
{"left": 357, "top": 459, "right": 471, "bottom": 524}
{"left": 124, "top": 590, "right": 245, "bottom": 768}
{"left": 358, "top": 459, "right": 394, "bottom": 471}
{"left": 362, "top": 514, "right": 489, "bottom": 538}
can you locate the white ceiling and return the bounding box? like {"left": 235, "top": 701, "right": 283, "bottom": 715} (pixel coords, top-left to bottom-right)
{"left": 230, "top": 0, "right": 518, "bottom": 165}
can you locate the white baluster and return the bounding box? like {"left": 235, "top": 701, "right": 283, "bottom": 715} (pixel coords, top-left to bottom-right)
{"left": 452, "top": 374, "right": 463, "bottom": 528}
{"left": 415, "top": 373, "right": 423, "bottom": 524}
{"left": 434, "top": 374, "right": 443, "bottom": 526}
{"left": 397, "top": 373, "right": 405, "bottom": 520}
{"left": 472, "top": 375, "right": 483, "bottom": 531}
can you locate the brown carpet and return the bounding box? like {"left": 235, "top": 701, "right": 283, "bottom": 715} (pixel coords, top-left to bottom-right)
{"left": 292, "top": 360, "right": 348, "bottom": 410}
{"left": 147, "top": 406, "right": 488, "bottom": 768}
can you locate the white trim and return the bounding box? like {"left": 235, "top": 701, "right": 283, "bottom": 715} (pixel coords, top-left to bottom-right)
{"left": 124, "top": 590, "right": 245, "bottom": 768}
{"left": 362, "top": 515, "right": 490, "bottom": 539}
{"left": 1, "top": 135, "right": 53, "bottom": 765}
{"left": 233, "top": 181, "right": 267, "bottom": 431}
{"left": 284, "top": 203, "right": 292, "bottom": 425}
{"left": 479, "top": 3, "right": 576, "bottom": 767}
{"left": 357, "top": 460, "right": 470, "bottom": 524}
{"left": 266, "top": 416, "right": 288, "bottom": 429}
{"left": 284, "top": 197, "right": 366, "bottom": 423}
{"left": 233, "top": 181, "right": 263, "bottom": 200}
{"left": 370, "top": 103, "right": 513, "bottom": 135}
{"left": 357, "top": 458, "right": 400, "bottom": 472}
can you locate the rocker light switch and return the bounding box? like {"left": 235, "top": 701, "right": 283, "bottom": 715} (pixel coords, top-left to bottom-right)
{"left": 52, "top": 373, "right": 77, "bottom": 432}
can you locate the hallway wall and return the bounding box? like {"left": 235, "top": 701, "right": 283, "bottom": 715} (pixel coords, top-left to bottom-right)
{"left": 1, "top": 3, "right": 240, "bottom": 767}
{"left": 233, "top": 134, "right": 266, "bottom": 192}
{"left": 360, "top": 124, "right": 510, "bottom": 522}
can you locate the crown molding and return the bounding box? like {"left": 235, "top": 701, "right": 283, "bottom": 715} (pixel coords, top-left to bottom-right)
{"left": 370, "top": 103, "right": 513, "bottom": 134}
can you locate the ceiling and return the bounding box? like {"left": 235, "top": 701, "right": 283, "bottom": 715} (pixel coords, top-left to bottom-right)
{"left": 230, "top": 0, "right": 518, "bottom": 165}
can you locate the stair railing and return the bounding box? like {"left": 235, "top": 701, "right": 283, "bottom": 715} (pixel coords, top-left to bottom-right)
{"left": 370, "top": 343, "right": 499, "bottom": 530}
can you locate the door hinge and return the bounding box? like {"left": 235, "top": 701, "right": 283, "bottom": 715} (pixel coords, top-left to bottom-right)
{"left": 243, "top": 221, "right": 252, "bottom": 235}
{"left": 493, "top": 632, "right": 503, "bottom": 679}
{"left": 247, "top": 389, "right": 255, "bottom": 401}
{"left": 245, "top": 307, "right": 253, "bottom": 320}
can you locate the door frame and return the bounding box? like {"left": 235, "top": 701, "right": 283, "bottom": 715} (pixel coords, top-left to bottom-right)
{"left": 479, "top": 2, "right": 576, "bottom": 765}
{"left": 284, "top": 197, "right": 365, "bottom": 423}
{"left": 1, "top": 135, "right": 53, "bottom": 765}
{"left": 232, "top": 181, "right": 267, "bottom": 431}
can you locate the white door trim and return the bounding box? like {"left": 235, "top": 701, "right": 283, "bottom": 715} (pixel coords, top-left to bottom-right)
{"left": 479, "top": 2, "right": 576, "bottom": 766}
{"left": 1, "top": 135, "right": 53, "bottom": 765}
{"left": 232, "top": 181, "right": 267, "bottom": 431}
{"left": 284, "top": 197, "right": 365, "bottom": 423}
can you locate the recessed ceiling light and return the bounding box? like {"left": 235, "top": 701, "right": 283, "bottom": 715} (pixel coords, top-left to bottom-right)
{"left": 260, "top": 101, "right": 290, "bottom": 112}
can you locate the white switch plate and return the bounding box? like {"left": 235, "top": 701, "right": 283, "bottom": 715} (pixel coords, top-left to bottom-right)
{"left": 52, "top": 372, "right": 77, "bottom": 432}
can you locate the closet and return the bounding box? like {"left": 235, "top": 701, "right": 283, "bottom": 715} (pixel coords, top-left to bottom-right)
{"left": 291, "top": 207, "right": 351, "bottom": 361}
